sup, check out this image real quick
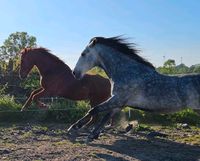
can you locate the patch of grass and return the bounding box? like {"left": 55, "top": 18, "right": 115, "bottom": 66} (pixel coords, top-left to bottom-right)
{"left": 21, "top": 131, "right": 33, "bottom": 139}
{"left": 32, "top": 125, "right": 48, "bottom": 132}
{"left": 134, "top": 124, "right": 153, "bottom": 132}
{"left": 88, "top": 152, "right": 101, "bottom": 159}
{"left": 123, "top": 108, "right": 200, "bottom": 126}
{"left": 52, "top": 140, "right": 70, "bottom": 146}
{"left": 0, "top": 95, "right": 21, "bottom": 111}
{"left": 174, "top": 134, "right": 200, "bottom": 145}
{"left": 169, "top": 108, "right": 200, "bottom": 125}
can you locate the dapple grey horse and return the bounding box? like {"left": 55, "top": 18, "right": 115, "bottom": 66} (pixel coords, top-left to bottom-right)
{"left": 68, "top": 36, "right": 200, "bottom": 142}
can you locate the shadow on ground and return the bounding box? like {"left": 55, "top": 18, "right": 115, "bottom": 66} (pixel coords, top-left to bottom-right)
{"left": 91, "top": 133, "right": 200, "bottom": 161}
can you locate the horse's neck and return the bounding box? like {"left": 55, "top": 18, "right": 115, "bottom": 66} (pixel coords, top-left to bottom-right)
{"left": 33, "top": 54, "right": 72, "bottom": 77}
{"left": 98, "top": 49, "right": 153, "bottom": 81}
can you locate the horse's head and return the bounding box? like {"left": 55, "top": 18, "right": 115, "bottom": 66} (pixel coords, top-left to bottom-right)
{"left": 73, "top": 38, "right": 101, "bottom": 79}
{"left": 19, "top": 48, "right": 35, "bottom": 79}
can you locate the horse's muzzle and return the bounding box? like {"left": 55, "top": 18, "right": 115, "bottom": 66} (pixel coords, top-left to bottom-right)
{"left": 73, "top": 70, "right": 82, "bottom": 80}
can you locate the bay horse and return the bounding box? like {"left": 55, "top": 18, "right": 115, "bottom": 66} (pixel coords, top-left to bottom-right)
{"left": 19, "top": 47, "right": 111, "bottom": 125}
{"left": 68, "top": 36, "right": 200, "bottom": 142}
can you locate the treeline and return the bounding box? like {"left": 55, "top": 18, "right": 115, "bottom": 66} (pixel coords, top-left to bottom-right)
{"left": 157, "top": 59, "right": 200, "bottom": 74}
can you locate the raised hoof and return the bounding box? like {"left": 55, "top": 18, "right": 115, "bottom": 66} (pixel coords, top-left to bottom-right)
{"left": 85, "top": 136, "right": 94, "bottom": 144}
{"left": 21, "top": 107, "right": 26, "bottom": 112}
{"left": 38, "top": 102, "right": 49, "bottom": 110}
{"left": 66, "top": 133, "right": 77, "bottom": 142}
{"left": 67, "top": 124, "right": 81, "bottom": 136}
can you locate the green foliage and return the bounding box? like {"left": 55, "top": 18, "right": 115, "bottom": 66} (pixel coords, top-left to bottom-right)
{"left": 168, "top": 108, "right": 200, "bottom": 125}
{"left": 0, "top": 32, "right": 38, "bottom": 97}
{"left": 0, "top": 95, "right": 21, "bottom": 111}
{"left": 0, "top": 84, "right": 7, "bottom": 96}
{"left": 88, "top": 67, "right": 108, "bottom": 78}
{"left": 175, "top": 63, "right": 189, "bottom": 74}
{"left": 123, "top": 108, "right": 200, "bottom": 125}
{"left": 157, "top": 59, "right": 176, "bottom": 74}
{"left": 0, "top": 32, "right": 37, "bottom": 60}
{"left": 164, "top": 59, "right": 176, "bottom": 68}
{"left": 158, "top": 60, "right": 200, "bottom": 75}
{"left": 20, "top": 71, "right": 40, "bottom": 91}
{"left": 0, "top": 97, "right": 90, "bottom": 123}
{"left": 189, "top": 64, "right": 200, "bottom": 73}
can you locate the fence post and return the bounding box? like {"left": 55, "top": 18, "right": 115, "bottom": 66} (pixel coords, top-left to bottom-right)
{"left": 128, "top": 108, "right": 131, "bottom": 119}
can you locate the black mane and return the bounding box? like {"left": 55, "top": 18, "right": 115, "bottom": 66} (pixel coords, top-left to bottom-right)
{"left": 92, "top": 36, "right": 155, "bottom": 69}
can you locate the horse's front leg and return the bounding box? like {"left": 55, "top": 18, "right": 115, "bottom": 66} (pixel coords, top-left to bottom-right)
{"left": 32, "top": 89, "right": 49, "bottom": 109}
{"left": 21, "top": 88, "right": 44, "bottom": 111}
{"left": 86, "top": 109, "right": 121, "bottom": 143}
{"left": 67, "top": 95, "right": 123, "bottom": 133}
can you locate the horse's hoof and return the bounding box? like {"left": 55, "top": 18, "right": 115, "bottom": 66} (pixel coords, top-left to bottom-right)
{"left": 85, "top": 136, "right": 93, "bottom": 144}
{"left": 67, "top": 126, "right": 78, "bottom": 135}
{"left": 21, "top": 107, "right": 25, "bottom": 112}
{"left": 66, "top": 132, "right": 77, "bottom": 142}
{"left": 85, "top": 132, "right": 100, "bottom": 144}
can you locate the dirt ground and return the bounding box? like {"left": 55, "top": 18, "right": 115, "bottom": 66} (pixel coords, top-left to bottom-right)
{"left": 0, "top": 123, "right": 200, "bottom": 161}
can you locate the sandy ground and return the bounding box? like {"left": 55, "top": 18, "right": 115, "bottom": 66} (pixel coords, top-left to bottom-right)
{"left": 0, "top": 123, "right": 200, "bottom": 161}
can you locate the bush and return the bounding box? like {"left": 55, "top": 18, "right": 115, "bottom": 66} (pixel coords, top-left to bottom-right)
{"left": 123, "top": 107, "right": 200, "bottom": 126}
{"left": 168, "top": 109, "right": 200, "bottom": 125}
{"left": 0, "top": 95, "right": 21, "bottom": 111}
{"left": 0, "top": 97, "right": 90, "bottom": 123}
{"left": 0, "top": 94, "right": 199, "bottom": 126}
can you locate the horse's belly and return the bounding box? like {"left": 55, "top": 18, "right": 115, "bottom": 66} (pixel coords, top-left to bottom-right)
{"left": 127, "top": 94, "right": 184, "bottom": 113}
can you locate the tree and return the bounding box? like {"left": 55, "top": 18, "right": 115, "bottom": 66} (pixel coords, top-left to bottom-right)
{"left": 189, "top": 64, "right": 200, "bottom": 73}
{"left": 0, "top": 32, "right": 38, "bottom": 97}
{"left": 163, "top": 59, "right": 176, "bottom": 68}
{"left": 0, "top": 32, "right": 37, "bottom": 60}
{"left": 175, "top": 63, "right": 189, "bottom": 74}
{"left": 157, "top": 59, "right": 176, "bottom": 74}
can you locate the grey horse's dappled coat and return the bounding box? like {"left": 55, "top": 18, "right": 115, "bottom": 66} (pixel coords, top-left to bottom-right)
{"left": 68, "top": 36, "right": 200, "bottom": 142}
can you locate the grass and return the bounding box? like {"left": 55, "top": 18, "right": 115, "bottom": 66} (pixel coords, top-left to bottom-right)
{"left": 123, "top": 107, "right": 200, "bottom": 126}
{"left": 0, "top": 95, "right": 21, "bottom": 111}
{"left": 0, "top": 95, "right": 199, "bottom": 127}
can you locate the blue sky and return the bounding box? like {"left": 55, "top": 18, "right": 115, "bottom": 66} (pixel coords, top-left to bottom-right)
{"left": 0, "top": 0, "right": 200, "bottom": 68}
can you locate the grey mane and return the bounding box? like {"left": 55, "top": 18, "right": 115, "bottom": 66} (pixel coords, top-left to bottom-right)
{"left": 91, "top": 36, "right": 155, "bottom": 69}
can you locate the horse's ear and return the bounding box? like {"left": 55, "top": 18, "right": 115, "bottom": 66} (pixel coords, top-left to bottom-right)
{"left": 89, "top": 38, "right": 97, "bottom": 47}
{"left": 19, "top": 48, "right": 27, "bottom": 55}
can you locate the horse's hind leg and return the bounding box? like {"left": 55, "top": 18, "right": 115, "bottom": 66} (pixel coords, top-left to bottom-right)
{"left": 86, "top": 98, "right": 104, "bottom": 128}
{"left": 85, "top": 114, "right": 100, "bottom": 128}
{"left": 21, "top": 88, "right": 44, "bottom": 111}
{"left": 68, "top": 95, "right": 123, "bottom": 135}
{"left": 86, "top": 111, "right": 114, "bottom": 143}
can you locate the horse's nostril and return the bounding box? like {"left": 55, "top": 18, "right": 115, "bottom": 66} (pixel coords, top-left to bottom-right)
{"left": 72, "top": 71, "right": 76, "bottom": 76}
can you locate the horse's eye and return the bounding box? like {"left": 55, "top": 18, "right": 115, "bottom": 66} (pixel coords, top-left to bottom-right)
{"left": 81, "top": 53, "right": 86, "bottom": 57}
